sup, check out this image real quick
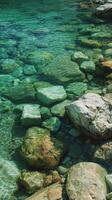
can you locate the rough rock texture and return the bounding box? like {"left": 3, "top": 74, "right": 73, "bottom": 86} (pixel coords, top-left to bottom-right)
{"left": 95, "top": 3, "right": 112, "bottom": 19}
{"left": 21, "top": 127, "right": 64, "bottom": 169}
{"left": 37, "top": 86, "right": 67, "bottom": 106}
{"left": 20, "top": 171, "right": 45, "bottom": 194}
{"left": 66, "top": 93, "right": 112, "bottom": 139}
{"left": 26, "top": 183, "right": 62, "bottom": 200}
{"left": 0, "top": 157, "right": 20, "bottom": 200}
{"left": 66, "top": 162, "right": 107, "bottom": 200}
{"left": 21, "top": 104, "right": 41, "bottom": 126}
{"left": 40, "top": 55, "right": 85, "bottom": 83}
{"left": 93, "top": 141, "right": 112, "bottom": 164}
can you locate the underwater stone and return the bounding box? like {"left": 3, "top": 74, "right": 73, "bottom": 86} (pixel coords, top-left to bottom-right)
{"left": 37, "top": 86, "right": 67, "bottom": 106}
{"left": 66, "top": 93, "right": 112, "bottom": 139}
{"left": 27, "top": 50, "right": 54, "bottom": 69}
{"left": 0, "top": 157, "right": 20, "bottom": 200}
{"left": 20, "top": 171, "right": 45, "bottom": 194}
{"left": 79, "top": 38, "right": 102, "bottom": 48}
{"left": 21, "top": 104, "right": 41, "bottom": 126}
{"left": 80, "top": 61, "right": 96, "bottom": 74}
{"left": 6, "top": 82, "right": 36, "bottom": 103}
{"left": 66, "top": 82, "right": 88, "bottom": 99}
{"left": 40, "top": 55, "right": 85, "bottom": 83}
{"left": 40, "top": 107, "right": 52, "bottom": 120}
{"left": 66, "top": 162, "right": 107, "bottom": 200}
{"left": 104, "top": 48, "right": 112, "bottom": 56}
{"left": 21, "top": 127, "right": 64, "bottom": 169}
{"left": 106, "top": 174, "right": 112, "bottom": 191}
{"left": 23, "top": 65, "right": 37, "bottom": 75}
{"left": 51, "top": 100, "right": 71, "bottom": 117}
{"left": 0, "top": 58, "right": 19, "bottom": 74}
{"left": 71, "top": 51, "right": 89, "bottom": 64}
{"left": 42, "top": 117, "right": 61, "bottom": 132}
{"left": 26, "top": 183, "right": 62, "bottom": 200}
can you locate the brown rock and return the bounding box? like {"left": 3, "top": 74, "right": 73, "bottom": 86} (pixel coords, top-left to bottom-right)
{"left": 66, "top": 162, "right": 107, "bottom": 200}
{"left": 25, "top": 183, "right": 62, "bottom": 200}
{"left": 101, "top": 60, "right": 112, "bottom": 69}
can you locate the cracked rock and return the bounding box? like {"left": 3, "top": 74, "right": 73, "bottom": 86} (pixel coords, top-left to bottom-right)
{"left": 66, "top": 93, "right": 112, "bottom": 139}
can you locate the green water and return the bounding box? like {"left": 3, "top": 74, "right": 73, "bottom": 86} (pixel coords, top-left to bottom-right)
{"left": 0, "top": 0, "right": 112, "bottom": 199}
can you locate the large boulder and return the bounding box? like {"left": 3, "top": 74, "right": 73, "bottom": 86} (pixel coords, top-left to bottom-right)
{"left": 40, "top": 55, "right": 85, "bottom": 83}
{"left": 66, "top": 162, "right": 107, "bottom": 200}
{"left": 21, "top": 127, "right": 64, "bottom": 169}
{"left": 26, "top": 183, "right": 62, "bottom": 200}
{"left": 0, "top": 157, "right": 20, "bottom": 200}
{"left": 66, "top": 93, "right": 112, "bottom": 139}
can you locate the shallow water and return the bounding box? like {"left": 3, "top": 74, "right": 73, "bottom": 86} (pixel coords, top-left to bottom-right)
{"left": 0, "top": 0, "right": 112, "bottom": 199}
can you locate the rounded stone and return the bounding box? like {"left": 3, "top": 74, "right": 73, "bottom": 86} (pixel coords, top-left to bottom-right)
{"left": 21, "top": 127, "right": 64, "bottom": 169}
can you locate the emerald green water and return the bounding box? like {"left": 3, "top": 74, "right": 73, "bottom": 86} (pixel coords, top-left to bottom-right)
{"left": 0, "top": 0, "right": 112, "bottom": 199}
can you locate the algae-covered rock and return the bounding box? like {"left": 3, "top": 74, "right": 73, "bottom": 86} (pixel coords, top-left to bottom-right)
{"left": 42, "top": 117, "right": 61, "bottom": 132}
{"left": 26, "top": 183, "right": 62, "bottom": 200}
{"left": 66, "top": 93, "right": 112, "bottom": 139}
{"left": 66, "top": 82, "right": 88, "bottom": 99}
{"left": 66, "top": 162, "right": 107, "bottom": 200}
{"left": 40, "top": 55, "right": 85, "bottom": 83}
{"left": 79, "top": 38, "right": 102, "bottom": 48}
{"left": 27, "top": 51, "right": 54, "bottom": 70}
{"left": 23, "top": 65, "right": 37, "bottom": 75}
{"left": 71, "top": 51, "right": 89, "bottom": 64}
{"left": 0, "top": 157, "right": 20, "bottom": 200}
{"left": 40, "top": 107, "right": 52, "bottom": 120}
{"left": 37, "top": 86, "right": 67, "bottom": 106}
{"left": 6, "top": 82, "right": 36, "bottom": 102}
{"left": 51, "top": 100, "right": 71, "bottom": 117}
{"left": 93, "top": 141, "right": 112, "bottom": 164}
{"left": 80, "top": 61, "right": 96, "bottom": 74}
{"left": 21, "top": 127, "right": 64, "bottom": 169}
{"left": 20, "top": 171, "right": 45, "bottom": 194}
{"left": 21, "top": 104, "right": 41, "bottom": 126}
{"left": 0, "top": 58, "right": 20, "bottom": 74}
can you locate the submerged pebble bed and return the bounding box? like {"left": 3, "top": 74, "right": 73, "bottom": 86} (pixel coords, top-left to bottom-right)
{"left": 0, "top": 0, "right": 112, "bottom": 199}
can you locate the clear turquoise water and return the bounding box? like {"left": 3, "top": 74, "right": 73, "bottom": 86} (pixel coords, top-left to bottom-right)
{"left": 0, "top": 0, "right": 112, "bottom": 199}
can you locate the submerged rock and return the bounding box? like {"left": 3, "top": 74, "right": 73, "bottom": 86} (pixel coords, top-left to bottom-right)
{"left": 93, "top": 141, "right": 112, "bottom": 164}
{"left": 21, "top": 104, "right": 41, "bottom": 126}
{"left": 26, "top": 183, "right": 62, "bottom": 200}
{"left": 0, "top": 58, "right": 19, "bottom": 74}
{"left": 20, "top": 171, "right": 45, "bottom": 194}
{"left": 71, "top": 51, "right": 89, "bottom": 64}
{"left": 21, "top": 127, "right": 64, "bottom": 169}
{"left": 40, "top": 55, "right": 85, "bottom": 83}
{"left": 66, "top": 93, "right": 112, "bottom": 139}
{"left": 37, "top": 86, "right": 67, "bottom": 106}
{"left": 66, "top": 82, "right": 88, "bottom": 99}
{"left": 42, "top": 117, "right": 61, "bottom": 132}
{"left": 51, "top": 100, "right": 71, "bottom": 117}
{"left": 95, "top": 3, "right": 112, "bottom": 19}
{"left": 0, "top": 157, "right": 20, "bottom": 200}
{"left": 80, "top": 61, "right": 96, "bottom": 74}
{"left": 66, "top": 162, "right": 107, "bottom": 200}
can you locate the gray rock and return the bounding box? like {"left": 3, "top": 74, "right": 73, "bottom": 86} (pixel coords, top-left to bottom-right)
{"left": 23, "top": 65, "right": 37, "bottom": 75}
{"left": 21, "top": 104, "right": 41, "bottom": 126}
{"left": 40, "top": 107, "right": 52, "bottom": 120}
{"left": 37, "top": 86, "right": 67, "bottom": 106}
{"left": 66, "top": 93, "right": 112, "bottom": 139}
{"left": 66, "top": 162, "right": 107, "bottom": 200}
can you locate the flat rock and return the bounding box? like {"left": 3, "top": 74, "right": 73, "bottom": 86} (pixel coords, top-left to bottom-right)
{"left": 66, "top": 93, "right": 112, "bottom": 139}
{"left": 66, "top": 162, "right": 107, "bottom": 200}
{"left": 26, "top": 183, "right": 62, "bottom": 200}
{"left": 40, "top": 55, "right": 85, "bottom": 83}
{"left": 37, "top": 86, "right": 67, "bottom": 106}
{"left": 21, "top": 104, "right": 41, "bottom": 126}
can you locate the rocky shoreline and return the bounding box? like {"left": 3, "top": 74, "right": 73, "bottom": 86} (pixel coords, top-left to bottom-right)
{"left": 0, "top": 0, "right": 112, "bottom": 199}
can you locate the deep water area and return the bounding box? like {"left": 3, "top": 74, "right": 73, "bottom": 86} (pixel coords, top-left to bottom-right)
{"left": 0, "top": 0, "right": 112, "bottom": 199}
